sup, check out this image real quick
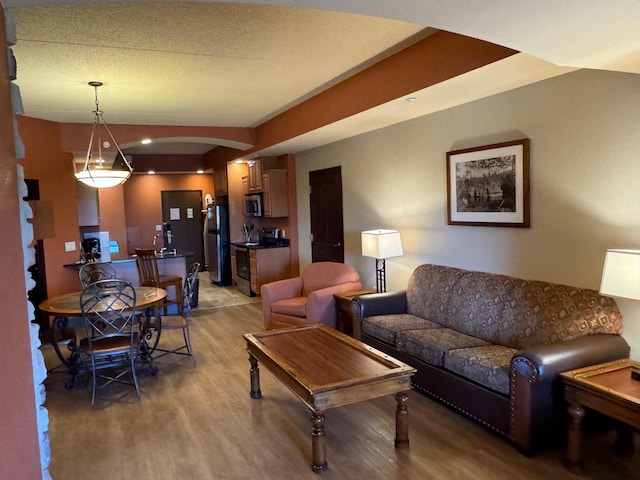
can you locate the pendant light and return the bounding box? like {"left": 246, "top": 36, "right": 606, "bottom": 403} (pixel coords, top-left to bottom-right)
{"left": 74, "top": 81, "right": 133, "bottom": 188}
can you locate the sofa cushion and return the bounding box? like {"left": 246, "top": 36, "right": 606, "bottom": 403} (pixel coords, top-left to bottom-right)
{"left": 397, "top": 328, "right": 490, "bottom": 367}
{"left": 362, "top": 314, "right": 440, "bottom": 346}
{"left": 271, "top": 297, "right": 306, "bottom": 318}
{"left": 444, "top": 345, "right": 516, "bottom": 395}
{"left": 495, "top": 281, "right": 623, "bottom": 349}
{"left": 406, "top": 264, "right": 467, "bottom": 326}
{"left": 444, "top": 271, "right": 522, "bottom": 343}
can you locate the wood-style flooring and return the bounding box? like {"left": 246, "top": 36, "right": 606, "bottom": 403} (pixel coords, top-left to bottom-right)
{"left": 42, "top": 275, "right": 638, "bottom": 479}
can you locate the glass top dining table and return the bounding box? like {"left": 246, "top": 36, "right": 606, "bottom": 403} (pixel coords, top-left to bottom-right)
{"left": 39, "top": 286, "right": 167, "bottom": 316}
{"left": 39, "top": 286, "right": 167, "bottom": 386}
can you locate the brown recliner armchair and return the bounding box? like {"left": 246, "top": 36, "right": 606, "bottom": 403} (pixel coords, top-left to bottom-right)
{"left": 261, "top": 262, "right": 362, "bottom": 330}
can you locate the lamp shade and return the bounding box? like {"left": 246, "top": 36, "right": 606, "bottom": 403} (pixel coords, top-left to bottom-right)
{"left": 600, "top": 249, "right": 640, "bottom": 301}
{"left": 361, "top": 229, "right": 403, "bottom": 259}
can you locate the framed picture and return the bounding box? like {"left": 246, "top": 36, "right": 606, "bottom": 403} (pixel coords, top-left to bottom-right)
{"left": 446, "top": 138, "right": 530, "bottom": 227}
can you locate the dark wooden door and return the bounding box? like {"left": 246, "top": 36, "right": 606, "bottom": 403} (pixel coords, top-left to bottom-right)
{"left": 161, "top": 190, "right": 205, "bottom": 269}
{"left": 309, "top": 166, "right": 344, "bottom": 263}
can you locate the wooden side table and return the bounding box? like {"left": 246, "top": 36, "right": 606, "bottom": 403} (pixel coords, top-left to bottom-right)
{"left": 560, "top": 358, "right": 640, "bottom": 474}
{"left": 334, "top": 289, "right": 375, "bottom": 336}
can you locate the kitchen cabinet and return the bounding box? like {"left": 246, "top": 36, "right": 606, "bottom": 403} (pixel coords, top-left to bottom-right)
{"left": 77, "top": 182, "right": 99, "bottom": 226}
{"left": 262, "top": 169, "right": 288, "bottom": 218}
{"left": 241, "top": 175, "right": 248, "bottom": 216}
{"left": 213, "top": 167, "right": 228, "bottom": 196}
{"left": 249, "top": 247, "right": 290, "bottom": 295}
{"left": 247, "top": 159, "right": 262, "bottom": 192}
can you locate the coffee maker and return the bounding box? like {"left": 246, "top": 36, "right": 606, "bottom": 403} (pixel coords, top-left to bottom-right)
{"left": 81, "top": 236, "right": 100, "bottom": 262}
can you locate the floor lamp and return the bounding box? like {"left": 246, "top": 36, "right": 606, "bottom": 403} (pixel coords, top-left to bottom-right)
{"left": 599, "top": 248, "right": 640, "bottom": 380}
{"left": 361, "top": 229, "right": 403, "bottom": 293}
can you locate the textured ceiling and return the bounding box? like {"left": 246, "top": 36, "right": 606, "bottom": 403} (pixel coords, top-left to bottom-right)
{"left": 6, "top": 1, "right": 640, "bottom": 157}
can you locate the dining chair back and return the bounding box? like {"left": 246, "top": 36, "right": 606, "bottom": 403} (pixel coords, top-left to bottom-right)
{"left": 147, "top": 262, "right": 200, "bottom": 363}
{"left": 78, "top": 279, "right": 140, "bottom": 405}
{"left": 135, "top": 248, "right": 183, "bottom": 314}
{"left": 78, "top": 262, "right": 118, "bottom": 287}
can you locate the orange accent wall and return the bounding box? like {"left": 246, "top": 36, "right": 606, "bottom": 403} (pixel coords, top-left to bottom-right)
{"left": 122, "top": 174, "right": 214, "bottom": 253}
{"left": 19, "top": 116, "right": 83, "bottom": 297}
{"left": 0, "top": 8, "right": 42, "bottom": 479}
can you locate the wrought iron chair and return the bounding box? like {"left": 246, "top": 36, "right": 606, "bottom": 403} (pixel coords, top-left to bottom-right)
{"left": 135, "top": 248, "right": 183, "bottom": 314}
{"left": 145, "top": 262, "right": 200, "bottom": 363}
{"left": 78, "top": 279, "right": 140, "bottom": 405}
{"left": 78, "top": 262, "right": 118, "bottom": 287}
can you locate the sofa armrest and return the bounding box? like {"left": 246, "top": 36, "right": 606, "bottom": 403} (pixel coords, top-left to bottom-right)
{"left": 260, "top": 277, "right": 303, "bottom": 329}
{"left": 350, "top": 291, "right": 407, "bottom": 340}
{"left": 351, "top": 290, "right": 407, "bottom": 318}
{"left": 306, "top": 281, "right": 362, "bottom": 328}
{"left": 509, "top": 334, "right": 630, "bottom": 453}
{"left": 512, "top": 334, "right": 631, "bottom": 383}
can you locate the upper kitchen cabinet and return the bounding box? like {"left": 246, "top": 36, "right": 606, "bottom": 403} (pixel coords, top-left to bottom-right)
{"left": 213, "top": 166, "right": 229, "bottom": 197}
{"left": 77, "top": 182, "right": 99, "bottom": 226}
{"left": 262, "top": 169, "right": 289, "bottom": 218}
{"left": 247, "top": 158, "right": 262, "bottom": 192}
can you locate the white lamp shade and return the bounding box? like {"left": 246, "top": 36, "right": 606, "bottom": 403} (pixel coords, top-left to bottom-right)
{"left": 75, "top": 169, "right": 131, "bottom": 188}
{"left": 600, "top": 249, "right": 640, "bottom": 301}
{"left": 361, "top": 229, "right": 403, "bottom": 259}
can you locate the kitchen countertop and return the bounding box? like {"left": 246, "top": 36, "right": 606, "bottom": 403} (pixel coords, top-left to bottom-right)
{"left": 231, "top": 241, "right": 290, "bottom": 250}
{"left": 64, "top": 249, "right": 193, "bottom": 268}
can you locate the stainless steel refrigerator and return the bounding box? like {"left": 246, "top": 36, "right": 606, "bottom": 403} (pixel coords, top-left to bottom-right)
{"left": 206, "top": 204, "right": 231, "bottom": 285}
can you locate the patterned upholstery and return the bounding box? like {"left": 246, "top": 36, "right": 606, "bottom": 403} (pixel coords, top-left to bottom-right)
{"left": 444, "top": 345, "right": 516, "bottom": 395}
{"left": 406, "top": 264, "right": 466, "bottom": 326}
{"left": 397, "top": 328, "right": 490, "bottom": 367}
{"left": 362, "top": 314, "right": 441, "bottom": 346}
{"left": 403, "top": 264, "right": 622, "bottom": 350}
{"left": 363, "top": 263, "right": 623, "bottom": 395}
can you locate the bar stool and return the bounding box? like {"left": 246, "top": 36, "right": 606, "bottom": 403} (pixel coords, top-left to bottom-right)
{"left": 135, "top": 248, "right": 183, "bottom": 314}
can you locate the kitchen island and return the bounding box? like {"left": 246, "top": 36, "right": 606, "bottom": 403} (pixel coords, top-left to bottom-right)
{"left": 64, "top": 250, "right": 194, "bottom": 291}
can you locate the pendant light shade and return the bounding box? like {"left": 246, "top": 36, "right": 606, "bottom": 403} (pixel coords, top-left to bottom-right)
{"left": 74, "top": 81, "right": 133, "bottom": 188}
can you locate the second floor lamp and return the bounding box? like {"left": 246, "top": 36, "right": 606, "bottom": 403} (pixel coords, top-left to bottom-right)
{"left": 361, "top": 229, "right": 403, "bottom": 293}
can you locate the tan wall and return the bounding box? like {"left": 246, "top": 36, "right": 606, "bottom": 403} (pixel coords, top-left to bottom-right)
{"left": 295, "top": 69, "right": 640, "bottom": 359}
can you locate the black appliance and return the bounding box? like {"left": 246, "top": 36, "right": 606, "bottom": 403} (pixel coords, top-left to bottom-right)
{"left": 206, "top": 204, "right": 231, "bottom": 286}
{"left": 259, "top": 227, "right": 288, "bottom": 247}
{"left": 235, "top": 246, "right": 252, "bottom": 296}
{"left": 81, "top": 235, "right": 101, "bottom": 261}
{"left": 245, "top": 193, "right": 263, "bottom": 217}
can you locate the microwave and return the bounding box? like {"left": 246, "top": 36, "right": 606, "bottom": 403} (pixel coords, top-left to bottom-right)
{"left": 245, "top": 193, "right": 263, "bottom": 217}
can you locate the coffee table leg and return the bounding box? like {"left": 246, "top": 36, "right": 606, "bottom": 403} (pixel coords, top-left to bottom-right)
{"left": 248, "top": 355, "right": 261, "bottom": 399}
{"left": 565, "top": 402, "right": 585, "bottom": 473}
{"left": 311, "top": 412, "right": 327, "bottom": 473}
{"left": 395, "top": 392, "right": 410, "bottom": 448}
{"left": 615, "top": 424, "right": 634, "bottom": 454}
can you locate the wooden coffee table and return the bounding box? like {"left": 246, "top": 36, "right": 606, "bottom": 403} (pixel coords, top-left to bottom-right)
{"left": 560, "top": 359, "right": 640, "bottom": 473}
{"left": 243, "top": 323, "right": 416, "bottom": 473}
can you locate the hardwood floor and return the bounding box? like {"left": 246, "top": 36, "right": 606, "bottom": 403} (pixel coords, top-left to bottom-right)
{"left": 42, "top": 276, "right": 638, "bottom": 479}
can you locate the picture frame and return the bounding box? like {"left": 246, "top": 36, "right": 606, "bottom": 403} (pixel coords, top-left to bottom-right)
{"left": 446, "top": 138, "right": 530, "bottom": 227}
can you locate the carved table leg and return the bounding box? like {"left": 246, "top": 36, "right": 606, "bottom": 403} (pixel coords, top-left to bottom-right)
{"left": 311, "top": 412, "right": 327, "bottom": 473}
{"left": 395, "top": 391, "right": 410, "bottom": 448}
{"left": 249, "top": 355, "right": 261, "bottom": 399}
{"left": 565, "top": 402, "right": 585, "bottom": 474}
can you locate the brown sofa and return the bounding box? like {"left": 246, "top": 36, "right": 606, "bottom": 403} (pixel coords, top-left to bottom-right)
{"left": 351, "top": 264, "right": 630, "bottom": 453}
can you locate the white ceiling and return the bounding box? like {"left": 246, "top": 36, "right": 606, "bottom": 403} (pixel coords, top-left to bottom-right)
{"left": 6, "top": 1, "right": 640, "bottom": 156}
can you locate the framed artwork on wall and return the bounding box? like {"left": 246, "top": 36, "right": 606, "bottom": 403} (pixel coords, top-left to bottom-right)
{"left": 446, "top": 138, "right": 530, "bottom": 228}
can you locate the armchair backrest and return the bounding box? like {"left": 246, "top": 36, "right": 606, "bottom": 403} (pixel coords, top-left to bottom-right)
{"left": 301, "top": 262, "right": 361, "bottom": 296}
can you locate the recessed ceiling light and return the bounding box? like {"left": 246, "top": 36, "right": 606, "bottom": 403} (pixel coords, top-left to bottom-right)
{"left": 141, "top": 138, "right": 152, "bottom": 145}
{"left": 148, "top": 170, "right": 155, "bottom": 175}
{"left": 197, "top": 169, "right": 204, "bottom": 174}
